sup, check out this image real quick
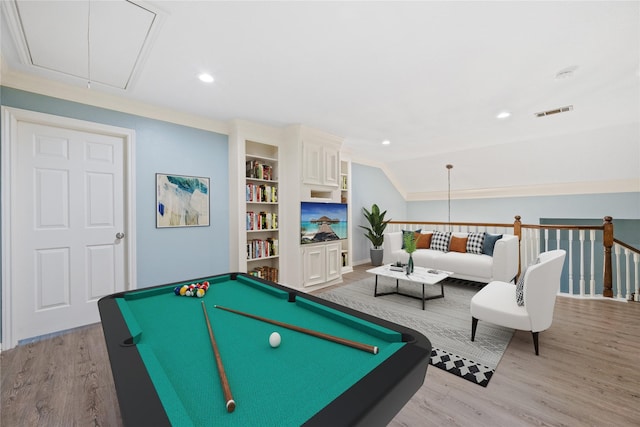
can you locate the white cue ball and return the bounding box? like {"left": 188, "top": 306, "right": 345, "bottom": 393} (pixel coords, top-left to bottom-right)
{"left": 269, "top": 332, "right": 281, "bottom": 348}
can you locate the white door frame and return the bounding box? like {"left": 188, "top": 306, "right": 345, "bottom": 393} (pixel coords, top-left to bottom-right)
{"left": 1, "top": 106, "right": 137, "bottom": 350}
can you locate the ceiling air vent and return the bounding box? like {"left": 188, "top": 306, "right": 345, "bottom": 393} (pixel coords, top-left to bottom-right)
{"left": 535, "top": 105, "right": 574, "bottom": 117}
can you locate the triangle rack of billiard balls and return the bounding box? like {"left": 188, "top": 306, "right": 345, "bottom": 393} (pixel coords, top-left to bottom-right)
{"left": 174, "top": 281, "right": 210, "bottom": 298}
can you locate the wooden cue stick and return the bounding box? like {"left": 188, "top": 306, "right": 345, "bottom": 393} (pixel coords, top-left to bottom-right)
{"left": 201, "top": 301, "right": 236, "bottom": 413}
{"left": 214, "top": 304, "right": 379, "bottom": 355}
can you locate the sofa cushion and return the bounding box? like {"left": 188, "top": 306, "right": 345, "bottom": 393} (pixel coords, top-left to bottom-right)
{"left": 437, "top": 251, "right": 493, "bottom": 279}
{"left": 449, "top": 235, "right": 468, "bottom": 253}
{"left": 401, "top": 229, "right": 421, "bottom": 249}
{"left": 430, "top": 231, "right": 451, "bottom": 252}
{"left": 483, "top": 233, "right": 503, "bottom": 256}
{"left": 415, "top": 232, "right": 432, "bottom": 249}
{"left": 466, "top": 232, "right": 485, "bottom": 254}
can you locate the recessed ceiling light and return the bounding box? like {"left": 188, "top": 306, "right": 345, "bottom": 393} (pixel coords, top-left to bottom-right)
{"left": 382, "top": 140, "right": 391, "bottom": 145}
{"left": 198, "top": 73, "right": 214, "bottom": 83}
{"left": 496, "top": 111, "right": 511, "bottom": 119}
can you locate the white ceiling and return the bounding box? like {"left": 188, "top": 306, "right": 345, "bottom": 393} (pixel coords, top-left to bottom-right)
{"left": 2, "top": 1, "right": 639, "bottom": 196}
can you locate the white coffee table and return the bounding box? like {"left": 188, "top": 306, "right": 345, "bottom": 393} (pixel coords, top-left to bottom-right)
{"left": 366, "top": 264, "right": 452, "bottom": 310}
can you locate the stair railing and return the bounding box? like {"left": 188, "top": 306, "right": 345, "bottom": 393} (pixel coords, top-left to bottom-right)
{"left": 386, "top": 216, "right": 639, "bottom": 301}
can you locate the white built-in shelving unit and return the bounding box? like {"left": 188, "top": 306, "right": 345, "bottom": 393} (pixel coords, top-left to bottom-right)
{"left": 244, "top": 141, "right": 279, "bottom": 282}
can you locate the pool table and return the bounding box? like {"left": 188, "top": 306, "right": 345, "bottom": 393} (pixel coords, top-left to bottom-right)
{"left": 98, "top": 273, "right": 431, "bottom": 427}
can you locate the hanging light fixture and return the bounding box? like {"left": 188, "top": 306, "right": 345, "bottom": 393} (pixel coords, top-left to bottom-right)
{"left": 86, "top": 0, "right": 92, "bottom": 88}
{"left": 446, "top": 164, "right": 453, "bottom": 229}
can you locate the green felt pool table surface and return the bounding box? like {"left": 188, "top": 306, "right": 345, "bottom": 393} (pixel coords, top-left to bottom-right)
{"left": 98, "top": 273, "right": 431, "bottom": 427}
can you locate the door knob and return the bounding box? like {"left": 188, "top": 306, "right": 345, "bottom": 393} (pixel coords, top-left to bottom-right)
{"left": 116, "top": 232, "right": 125, "bottom": 239}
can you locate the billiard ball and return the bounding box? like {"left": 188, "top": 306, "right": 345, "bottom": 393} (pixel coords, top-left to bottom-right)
{"left": 269, "top": 332, "right": 281, "bottom": 348}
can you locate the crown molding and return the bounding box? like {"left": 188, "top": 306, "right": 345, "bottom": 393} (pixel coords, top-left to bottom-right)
{"left": 1, "top": 66, "right": 229, "bottom": 135}
{"left": 405, "top": 178, "right": 640, "bottom": 201}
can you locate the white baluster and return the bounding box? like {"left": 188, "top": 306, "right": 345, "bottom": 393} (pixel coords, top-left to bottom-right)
{"left": 634, "top": 253, "right": 640, "bottom": 302}
{"left": 568, "top": 229, "right": 574, "bottom": 296}
{"left": 614, "top": 244, "right": 622, "bottom": 299}
{"left": 624, "top": 248, "right": 631, "bottom": 300}
{"left": 544, "top": 229, "right": 549, "bottom": 252}
{"left": 556, "top": 229, "right": 561, "bottom": 250}
{"left": 579, "top": 230, "right": 585, "bottom": 297}
{"left": 589, "top": 230, "right": 596, "bottom": 297}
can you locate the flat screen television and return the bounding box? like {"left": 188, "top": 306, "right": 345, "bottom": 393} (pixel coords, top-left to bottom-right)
{"left": 300, "top": 202, "right": 348, "bottom": 244}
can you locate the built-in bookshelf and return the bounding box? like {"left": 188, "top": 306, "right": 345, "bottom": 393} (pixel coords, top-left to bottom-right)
{"left": 340, "top": 159, "right": 352, "bottom": 273}
{"left": 245, "top": 140, "right": 279, "bottom": 282}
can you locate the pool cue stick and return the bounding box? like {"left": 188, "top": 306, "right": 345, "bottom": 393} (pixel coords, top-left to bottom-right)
{"left": 201, "top": 301, "right": 236, "bottom": 413}
{"left": 214, "top": 305, "right": 379, "bottom": 355}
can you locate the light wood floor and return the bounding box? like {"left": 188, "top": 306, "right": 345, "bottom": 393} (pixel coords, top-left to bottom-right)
{"left": 2, "top": 264, "right": 639, "bottom": 426}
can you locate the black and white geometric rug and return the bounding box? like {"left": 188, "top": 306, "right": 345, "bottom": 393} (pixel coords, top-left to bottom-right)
{"left": 316, "top": 276, "right": 513, "bottom": 387}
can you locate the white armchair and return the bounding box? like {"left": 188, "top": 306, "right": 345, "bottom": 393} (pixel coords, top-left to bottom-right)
{"left": 470, "top": 249, "right": 566, "bottom": 355}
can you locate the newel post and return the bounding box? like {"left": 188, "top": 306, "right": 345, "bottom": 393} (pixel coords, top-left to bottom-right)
{"left": 603, "top": 216, "right": 614, "bottom": 298}
{"left": 514, "top": 215, "right": 522, "bottom": 279}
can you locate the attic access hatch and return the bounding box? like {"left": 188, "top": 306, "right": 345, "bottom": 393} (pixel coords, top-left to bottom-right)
{"left": 4, "top": 0, "right": 158, "bottom": 90}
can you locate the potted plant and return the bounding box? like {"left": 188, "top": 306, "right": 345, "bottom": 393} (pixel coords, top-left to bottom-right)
{"left": 360, "top": 204, "right": 391, "bottom": 266}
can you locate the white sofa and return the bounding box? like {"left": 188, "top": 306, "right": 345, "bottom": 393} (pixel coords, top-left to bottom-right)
{"left": 382, "top": 231, "right": 519, "bottom": 283}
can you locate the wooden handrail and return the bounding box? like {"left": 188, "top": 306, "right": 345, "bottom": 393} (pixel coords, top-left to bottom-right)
{"left": 386, "top": 215, "right": 629, "bottom": 298}
{"left": 613, "top": 238, "right": 640, "bottom": 255}
{"left": 388, "top": 220, "right": 514, "bottom": 228}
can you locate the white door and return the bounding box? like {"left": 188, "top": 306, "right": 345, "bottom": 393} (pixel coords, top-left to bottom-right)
{"left": 9, "top": 116, "right": 128, "bottom": 343}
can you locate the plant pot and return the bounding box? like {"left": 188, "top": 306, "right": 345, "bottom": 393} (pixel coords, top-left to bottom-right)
{"left": 370, "top": 248, "right": 384, "bottom": 266}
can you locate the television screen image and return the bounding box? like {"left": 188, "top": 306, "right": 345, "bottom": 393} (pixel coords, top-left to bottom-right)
{"left": 300, "top": 202, "right": 348, "bottom": 244}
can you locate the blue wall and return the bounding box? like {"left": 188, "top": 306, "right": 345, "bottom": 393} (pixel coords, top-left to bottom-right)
{"left": 352, "top": 162, "right": 640, "bottom": 264}
{"left": 351, "top": 163, "right": 405, "bottom": 263}
{"left": 1, "top": 87, "right": 230, "bottom": 289}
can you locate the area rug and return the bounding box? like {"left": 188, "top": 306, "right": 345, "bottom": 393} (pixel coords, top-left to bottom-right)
{"left": 316, "top": 276, "right": 513, "bottom": 387}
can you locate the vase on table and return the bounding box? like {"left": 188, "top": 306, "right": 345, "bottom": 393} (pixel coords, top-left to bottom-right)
{"left": 406, "top": 254, "right": 414, "bottom": 274}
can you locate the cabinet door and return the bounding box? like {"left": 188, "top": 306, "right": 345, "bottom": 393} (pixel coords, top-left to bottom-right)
{"left": 323, "top": 146, "right": 340, "bottom": 187}
{"left": 326, "top": 243, "right": 341, "bottom": 281}
{"left": 302, "top": 141, "right": 323, "bottom": 185}
{"left": 303, "top": 245, "right": 326, "bottom": 287}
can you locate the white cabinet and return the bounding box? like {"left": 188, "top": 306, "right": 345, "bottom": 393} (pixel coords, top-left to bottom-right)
{"left": 302, "top": 140, "right": 340, "bottom": 188}
{"left": 302, "top": 242, "right": 341, "bottom": 287}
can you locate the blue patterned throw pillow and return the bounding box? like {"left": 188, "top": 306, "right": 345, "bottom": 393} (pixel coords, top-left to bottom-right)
{"left": 466, "top": 232, "right": 485, "bottom": 254}
{"left": 516, "top": 258, "right": 540, "bottom": 306}
{"left": 430, "top": 231, "right": 451, "bottom": 252}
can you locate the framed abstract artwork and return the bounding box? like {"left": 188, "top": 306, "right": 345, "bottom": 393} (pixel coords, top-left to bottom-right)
{"left": 156, "top": 173, "right": 210, "bottom": 228}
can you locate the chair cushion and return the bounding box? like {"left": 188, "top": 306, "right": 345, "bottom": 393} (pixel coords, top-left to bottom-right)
{"left": 470, "top": 281, "right": 531, "bottom": 331}
{"left": 430, "top": 231, "right": 451, "bottom": 252}
{"left": 466, "top": 232, "right": 485, "bottom": 254}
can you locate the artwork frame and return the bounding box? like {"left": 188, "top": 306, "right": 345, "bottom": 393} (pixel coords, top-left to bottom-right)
{"left": 156, "top": 173, "right": 210, "bottom": 228}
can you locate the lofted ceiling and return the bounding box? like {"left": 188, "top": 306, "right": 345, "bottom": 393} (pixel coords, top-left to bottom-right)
{"left": 1, "top": 1, "right": 639, "bottom": 197}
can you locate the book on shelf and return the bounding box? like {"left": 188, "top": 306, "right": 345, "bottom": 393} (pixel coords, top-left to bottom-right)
{"left": 246, "top": 183, "right": 278, "bottom": 203}
{"left": 245, "top": 160, "right": 274, "bottom": 181}
{"left": 246, "top": 238, "right": 279, "bottom": 259}
{"left": 246, "top": 211, "right": 278, "bottom": 231}
{"left": 249, "top": 266, "right": 279, "bottom": 282}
